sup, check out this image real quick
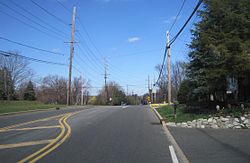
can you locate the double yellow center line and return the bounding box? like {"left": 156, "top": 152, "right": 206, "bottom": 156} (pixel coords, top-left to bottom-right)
{"left": 18, "top": 113, "right": 73, "bottom": 162}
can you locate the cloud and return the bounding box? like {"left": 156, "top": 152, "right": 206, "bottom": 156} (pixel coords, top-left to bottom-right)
{"left": 128, "top": 37, "right": 140, "bottom": 43}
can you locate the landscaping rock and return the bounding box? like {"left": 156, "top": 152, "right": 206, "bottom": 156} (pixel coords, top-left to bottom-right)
{"left": 226, "top": 124, "right": 234, "bottom": 128}
{"left": 233, "top": 121, "right": 240, "bottom": 126}
{"left": 181, "top": 122, "right": 188, "bottom": 128}
{"left": 208, "top": 118, "right": 213, "bottom": 123}
{"left": 241, "top": 117, "right": 246, "bottom": 121}
{"left": 221, "top": 117, "right": 229, "bottom": 122}
{"left": 167, "top": 113, "right": 250, "bottom": 130}
{"left": 167, "top": 122, "right": 176, "bottom": 127}
{"left": 234, "top": 118, "right": 239, "bottom": 123}
{"left": 243, "top": 119, "right": 249, "bottom": 124}
{"left": 211, "top": 124, "right": 219, "bottom": 129}
{"left": 234, "top": 125, "right": 241, "bottom": 129}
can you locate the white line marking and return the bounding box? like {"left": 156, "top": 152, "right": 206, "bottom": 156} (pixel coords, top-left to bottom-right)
{"left": 169, "top": 145, "right": 179, "bottom": 163}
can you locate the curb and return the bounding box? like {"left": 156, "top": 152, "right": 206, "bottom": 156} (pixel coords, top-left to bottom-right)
{"left": 0, "top": 105, "right": 88, "bottom": 117}
{"left": 152, "top": 107, "right": 164, "bottom": 124}
{"left": 151, "top": 106, "right": 189, "bottom": 163}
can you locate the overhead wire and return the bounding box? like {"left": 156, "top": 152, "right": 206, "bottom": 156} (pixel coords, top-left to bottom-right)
{"left": 169, "top": 0, "right": 203, "bottom": 46}
{"left": 30, "top": 0, "right": 70, "bottom": 28}
{"left": 169, "top": 0, "right": 186, "bottom": 32}
{"left": 0, "top": 50, "right": 67, "bottom": 66}
{"left": 8, "top": 0, "right": 69, "bottom": 38}
{"left": 155, "top": 0, "right": 203, "bottom": 85}
{"left": 55, "top": 0, "right": 147, "bottom": 87}
{"left": 0, "top": 10, "right": 63, "bottom": 40}
{"left": 76, "top": 44, "right": 103, "bottom": 73}
{"left": 0, "top": 36, "right": 66, "bottom": 56}
{"left": 0, "top": 2, "right": 66, "bottom": 40}
{"left": 55, "top": 1, "right": 131, "bottom": 82}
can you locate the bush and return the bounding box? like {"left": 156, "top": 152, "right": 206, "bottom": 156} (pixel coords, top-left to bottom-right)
{"left": 177, "top": 80, "right": 191, "bottom": 104}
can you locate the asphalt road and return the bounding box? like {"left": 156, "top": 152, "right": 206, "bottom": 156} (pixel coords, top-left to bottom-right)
{"left": 169, "top": 127, "right": 250, "bottom": 163}
{"left": 0, "top": 105, "right": 173, "bottom": 163}
{"left": 1, "top": 105, "right": 250, "bottom": 163}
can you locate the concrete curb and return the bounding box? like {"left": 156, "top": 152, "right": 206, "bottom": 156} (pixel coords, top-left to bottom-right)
{"left": 152, "top": 107, "right": 164, "bottom": 124}
{"left": 151, "top": 106, "right": 189, "bottom": 163}
{"left": 0, "top": 105, "right": 89, "bottom": 117}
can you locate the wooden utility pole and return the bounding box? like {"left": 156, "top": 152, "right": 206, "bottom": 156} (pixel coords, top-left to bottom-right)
{"left": 167, "top": 31, "right": 171, "bottom": 104}
{"left": 103, "top": 60, "right": 110, "bottom": 104}
{"left": 81, "top": 74, "right": 84, "bottom": 106}
{"left": 147, "top": 75, "right": 152, "bottom": 103}
{"left": 67, "top": 6, "right": 76, "bottom": 106}
{"left": 126, "top": 84, "right": 129, "bottom": 96}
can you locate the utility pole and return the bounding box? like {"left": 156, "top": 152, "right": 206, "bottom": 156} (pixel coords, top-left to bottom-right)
{"left": 81, "top": 74, "right": 84, "bottom": 106}
{"left": 126, "top": 84, "right": 129, "bottom": 96}
{"left": 153, "top": 76, "right": 156, "bottom": 103}
{"left": 167, "top": 31, "right": 171, "bottom": 104}
{"left": 103, "top": 60, "right": 110, "bottom": 104}
{"left": 67, "top": 6, "right": 76, "bottom": 106}
{"left": 147, "top": 75, "right": 152, "bottom": 103}
{"left": 4, "top": 68, "right": 7, "bottom": 100}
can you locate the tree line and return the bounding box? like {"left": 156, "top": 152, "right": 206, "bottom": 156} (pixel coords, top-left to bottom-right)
{"left": 0, "top": 53, "right": 90, "bottom": 105}
{"left": 156, "top": 0, "right": 250, "bottom": 112}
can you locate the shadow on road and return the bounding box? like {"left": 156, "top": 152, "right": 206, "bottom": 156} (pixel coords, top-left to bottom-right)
{"left": 197, "top": 129, "right": 250, "bottom": 160}
{"left": 150, "top": 122, "right": 161, "bottom": 125}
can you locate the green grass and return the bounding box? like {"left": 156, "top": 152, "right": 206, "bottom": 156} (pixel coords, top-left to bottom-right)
{"left": 0, "top": 100, "right": 65, "bottom": 114}
{"left": 156, "top": 105, "right": 212, "bottom": 123}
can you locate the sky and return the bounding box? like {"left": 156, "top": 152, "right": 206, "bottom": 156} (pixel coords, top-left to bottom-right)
{"left": 0, "top": 0, "right": 200, "bottom": 95}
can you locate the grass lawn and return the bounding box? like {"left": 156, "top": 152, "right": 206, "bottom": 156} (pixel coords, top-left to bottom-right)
{"left": 0, "top": 100, "right": 65, "bottom": 114}
{"left": 156, "top": 105, "right": 212, "bottom": 123}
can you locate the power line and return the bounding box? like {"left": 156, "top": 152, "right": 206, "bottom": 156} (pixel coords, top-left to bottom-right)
{"left": 155, "top": 0, "right": 203, "bottom": 85}
{"left": 76, "top": 44, "right": 103, "bottom": 73}
{"left": 56, "top": 1, "right": 137, "bottom": 81}
{"left": 169, "top": 0, "right": 186, "bottom": 32}
{"left": 0, "top": 36, "right": 66, "bottom": 56}
{"left": 76, "top": 33, "right": 104, "bottom": 71}
{"left": 170, "top": 0, "right": 203, "bottom": 46}
{"left": 155, "top": 47, "right": 168, "bottom": 85}
{"left": 55, "top": 0, "right": 72, "bottom": 13}
{"left": 9, "top": 0, "right": 68, "bottom": 38}
{"left": 0, "top": 10, "right": 62, "bottom": 40}
{"left": 30, "top": 0, "right": 70, "bottom": 27}
{"left": 0, "top": 51, "right": 67, "bottom": 66}
{"left": 0, "top": 1, "right": 66, "bottom": 40}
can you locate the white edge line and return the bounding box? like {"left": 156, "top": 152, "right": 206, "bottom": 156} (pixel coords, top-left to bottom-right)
{"left": 169, "top": 145, "right": 179, "bottom": 163}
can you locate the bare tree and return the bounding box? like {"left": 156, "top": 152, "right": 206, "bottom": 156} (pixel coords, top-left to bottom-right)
{"left": 72, "top": 77, "right": 81, "bottom": 105}
{"left": 36, "top": 75, "right": 67, "bottom": 104}
{"left": 0, "top": 52, "right": 33, "bottom": 89}
{"left": 171, "top": 61, "right": 186, "bottom": 100}
{"left": 155, "top": 61, "right": 186, "bottom": 102}
{"left": 95, "top": 81, "right": 126, "bottom": 105}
